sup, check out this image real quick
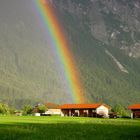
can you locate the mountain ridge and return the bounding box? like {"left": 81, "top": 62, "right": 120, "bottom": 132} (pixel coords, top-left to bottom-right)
{"left": 0, "top": 0, "right": 140, "bottom": 108}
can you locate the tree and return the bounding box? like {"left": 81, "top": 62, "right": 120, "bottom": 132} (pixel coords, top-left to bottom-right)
{"left": 112, "top": 104, "right": 129, "bottom": 117}
{"left": 9, "top": 107, "right": 16, "bottom": 114}
{"left": 38, "top": 104, "right": 46, "bottom": 113}
{"left": 22, "top": 105, "right": 33, "bottom": 115}
{"left": 0, "top": 103, "right": 10, "bottom": 114}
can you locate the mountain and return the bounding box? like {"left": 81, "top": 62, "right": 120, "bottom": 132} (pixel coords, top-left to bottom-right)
{"left": 0, "top": 0, "right": 140, "bottom": 108}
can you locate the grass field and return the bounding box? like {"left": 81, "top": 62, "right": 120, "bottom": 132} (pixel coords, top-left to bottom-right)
{"left": 0, "top": 116, "right": 140, "bottom": 140}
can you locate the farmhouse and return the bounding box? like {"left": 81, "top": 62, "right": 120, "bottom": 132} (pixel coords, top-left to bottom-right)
{"left": 33, "top": 103, "right": 61, "bottom": 116}
{"left": 128, "top": 104, "right": 140, "bottom": 118}
{"left": 45, "top": 102, "right": 61, "bottom": 115}
{"left": 60, "top": 103, "right": 111, "bottom": 118}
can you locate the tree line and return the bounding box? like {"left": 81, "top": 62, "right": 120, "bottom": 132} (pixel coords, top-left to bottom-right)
{"left": 0, "top": 102, "right": 47, "bottom": 115}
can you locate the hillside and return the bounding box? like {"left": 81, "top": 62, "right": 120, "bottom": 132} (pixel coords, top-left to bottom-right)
{"left": 0, "top": 0, "right": 140, "bottom": 108}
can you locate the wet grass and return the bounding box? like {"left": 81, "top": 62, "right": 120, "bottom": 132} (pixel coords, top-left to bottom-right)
{"left": 0, "top": 116, "right": 140, "bottom": 140}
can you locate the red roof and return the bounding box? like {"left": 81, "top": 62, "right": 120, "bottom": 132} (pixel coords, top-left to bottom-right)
{"left": 128, "top": 104, "right": 140, "bottom": 109}
{"left": 60, "top": 104, "right": 111, "bottom": 109}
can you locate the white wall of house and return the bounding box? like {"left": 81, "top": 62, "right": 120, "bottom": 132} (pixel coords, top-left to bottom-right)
{"left": 96, "top": 105, "right": 109, "bottom": 117}
{"left": 45, "top": 109, "right": 61, "bottom": 115}
{"left": 34, "top": 113, "right": 41, "bottom": 116}
{"left": 61, "top": 111, "right": 65, "bottom": 116}
{"left": 131, "top": 112, "right": 133, "bottom": 119}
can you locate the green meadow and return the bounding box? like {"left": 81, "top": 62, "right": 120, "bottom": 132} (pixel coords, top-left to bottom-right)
{"left": 0, "top": 116, "right": 140, "bottom": 140}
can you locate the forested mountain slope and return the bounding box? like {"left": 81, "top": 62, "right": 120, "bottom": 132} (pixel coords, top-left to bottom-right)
{"left": 0, "top": 0, "right": 140, "bottom": 107}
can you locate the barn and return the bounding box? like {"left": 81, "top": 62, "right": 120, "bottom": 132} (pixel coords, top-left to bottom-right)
{"left": 60, "top": 104, "right": 111, "bottom": 118}
{"left": 128, "top": 104, "right": 140, "bottom": 118}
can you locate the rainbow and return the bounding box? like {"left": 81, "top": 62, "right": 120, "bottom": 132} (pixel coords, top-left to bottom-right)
{"left": 34, "top": 0, "right": 85, "bottom": 103}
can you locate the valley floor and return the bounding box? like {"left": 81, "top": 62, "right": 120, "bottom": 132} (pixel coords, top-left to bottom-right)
{"left": 0, "top": 116, "right": 140, "bottom": 140}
